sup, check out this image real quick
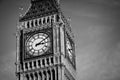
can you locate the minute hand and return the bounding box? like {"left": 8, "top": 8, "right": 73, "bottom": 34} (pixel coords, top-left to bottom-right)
{"left": 36, "top": 36, "right": 48, "bottom": 46}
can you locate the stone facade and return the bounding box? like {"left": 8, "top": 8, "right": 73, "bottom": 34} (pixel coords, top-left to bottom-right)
{"left": 16, "top": 0, "right": 76, "bottom": 80}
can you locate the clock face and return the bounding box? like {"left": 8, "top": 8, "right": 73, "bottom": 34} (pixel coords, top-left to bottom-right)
{"left": 66, "top": 38, "right": 73, "bottom": 60}
{"left": 26, "top": 33, "right": 51, "bottom": 56}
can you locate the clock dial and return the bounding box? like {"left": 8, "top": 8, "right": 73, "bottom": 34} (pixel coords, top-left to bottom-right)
{"left": 26, "top": 33, "right": 50, "bottom": 56}
{"left": 66, "top": 38, "right": 73, "bottom": 60}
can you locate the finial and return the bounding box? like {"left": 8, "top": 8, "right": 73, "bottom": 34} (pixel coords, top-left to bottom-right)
{"left": 57, "top": 0, "right": 60, "bottom": 4}
{"left": 68, "top": 17, "right": 71, "bottom": 21}
{"left": 19, "top": 6, "right": 24, "bottom": 17}
{"left": 19, "top": 7, "right": 23, "bottom": 11}
{"left": 31, "top": 0, "right": 41, "bottom": 2}
{"left": 31, "top": 0, "right": 60, "bottom": 4}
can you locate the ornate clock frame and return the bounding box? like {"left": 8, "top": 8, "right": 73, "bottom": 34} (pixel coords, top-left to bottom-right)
{"left": 22, "top": 28, "right": 53, "bottom": 60}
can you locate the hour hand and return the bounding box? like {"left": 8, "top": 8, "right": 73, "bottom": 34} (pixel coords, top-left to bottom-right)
{"left": 35, "top": 42, "right": 41, "bottom": 47}
{"left": 35, "top": 41, "right": 46, "bottom": 46}
{"left": 35, "top": 41, "right": 44, "bottom": 47}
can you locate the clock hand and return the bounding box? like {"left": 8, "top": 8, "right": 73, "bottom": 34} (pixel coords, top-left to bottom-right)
{"left": 40, "top": 41, "right": 50, "bottom": 44}
{"left": 35, "top": 36, "right": 48, "bottom": 46}
{"left": 36, "top": 41, "right": 48, "bottom": 46}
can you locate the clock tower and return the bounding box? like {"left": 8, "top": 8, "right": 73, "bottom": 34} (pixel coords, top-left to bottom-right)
{"left": 16, "top": 0, "right": 76, "bottom": 80}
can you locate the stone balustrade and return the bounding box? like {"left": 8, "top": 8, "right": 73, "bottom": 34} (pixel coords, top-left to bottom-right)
{"left": 23, "top": 56, "right": 60, "bottom": 71}
{"left": 24, "top": 67, "right": 57, "bottom": 80}
{"left": 22, "top": 14, "right": 61, "bottom": 29}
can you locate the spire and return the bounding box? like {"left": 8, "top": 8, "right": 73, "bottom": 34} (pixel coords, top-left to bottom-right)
{"left": 57, "top": 0, "right": 60, "bottom": 4}
{"left": 19, "top": 0, "right": 60, "bottom": 22}
{"left": 31, "top": 0, "right": 60, "bottom": 4}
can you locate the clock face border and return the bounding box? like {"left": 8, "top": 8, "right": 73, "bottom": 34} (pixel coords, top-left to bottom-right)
{"left": 23, "top": 28, "right": 53, "bottom": 60}
{"left": 65, "top": 32, "right": 75, "bottom": 67}
{"left": 26, "top": 33, "right": 51, "bottom": 56}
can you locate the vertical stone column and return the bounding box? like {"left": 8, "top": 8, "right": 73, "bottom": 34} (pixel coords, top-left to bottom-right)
{"left": 41, "top": 59, "right": 43, "bottom": 68}
{"left": 41, "top": 70, "right": 45, "bottom": 80}
{"left": 55, "top": 56, "right": 59, "bottom": 64}
{"left": 28, "top": 62, "right": 30, "bottom": 70}
{"left": 47, "top": 70, "right": 51, "bottom": 80}
{"left": 38, "top": 60, "right": 41, "bottom": 68}
{"left": 45, "top": 17, "right": 47, "bottom": 24}
{"left": 53, "top": 56, "right": 56, "bottom": 65}
{"left": 20, "top": 74, "right": 24, "bottom": 80}
{"left": 54, "top": 68, "right": 57, "bottom": 80}
{"left": 54, "top": 14, "right": 56, "bottom": 23}
{"left": 37, "top": 72, "right": 40, "bottom": 80}
{"left": 36, "top": 19, "right": 38, "bottom": 26}
{"left": 57, "top": 66, "right": 62, "bottom": 80}
{"left": 33, "top": 73, "right": 35, "bottom": 80}
{"left": 24, "top": 74, "right": 27, "bottom": 80}
{"left": 50, "top": 69, "right": 53, "bottom": 80}
{"left": 33, "top": 19, "right": 35, "bottom": 27}
{"left": 36, "top": 60, "right": 39, "bottom": 69}
{"left": 60, "top": 23, "right": 65, "bottom": 55}
{"left": 40, "top": 71, "right": 43, "bottom": 80}
{"left": 49, "top": 57, "right": 51, "bottom": 66}
{"left": 32, "top": 61, "right": 35, "bottom": 69}
{"left": 41, "top": 18, "right": 43, "bottom": 25}
{"left": 23, "top": 63, "right": 26, "bottom": 71}
{"left": 38, "top": 19, "right": 40, "bottom": 26}
{"left": 30, "top": 73, "right": 33, "bottom": 80}
{"left": 43, "top": 70, "right": 46, "bottom": 80}
{"left": 28, "top": 74, "right": 31, "bottom": 80}
{"left": 32, "top": 72, "right": 37, "bottom": 80}
{"left": 57, "top": 56, "right": 59, "bottom": 64}
{"left": 49, "top": 16, "right": 51, "bottom": 23}
{"left": 52, "top": 19, "right": 57, "bottom": 54}
{"left": 56, "top": 23, "right": 61, "bottom": 55}
{"left": 24, "top": 22, "right": 27, "bottom": 28}
{"left": 61, "top": 66, "right": 65, "bottom": 80}
{"left": 46, "top": 70, "right": 49, "bottom": 80}
{"left": 45, "top": 58, "right": 48, "bottom": 67}
{"left": 35, "top": 72, "right": 38, "bottom": 80}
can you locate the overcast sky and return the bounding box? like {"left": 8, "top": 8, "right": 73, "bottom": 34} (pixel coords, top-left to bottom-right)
{"left": 0, "top": 0, "right": 120, "bottom": 80}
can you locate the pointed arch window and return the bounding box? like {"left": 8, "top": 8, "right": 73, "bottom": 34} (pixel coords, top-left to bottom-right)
{"left": 42, "top": 59, "right": 45, "bottom": 66}
{"left": 35, "top": 20, "right": 38, "bottom": 26}
{"left": 30, "top": 73, "right": 33, "bottom": 80}
{"left": 38, "top": 60, "right": 41, "bottom": 67}
{"left": 51, "top": 57, "right": 53, "bottom": 64}
{"left": 29, "top": 62, "right": 32, "bottom": 69}
{"left": 26, "top": 74, "right": 29, "bottom": 80}
{"left": 39, "top": 19, "right": 42, "bottom": 25}
{"left": 31, "top": 20, "right": 34, "bottom": 27}
{"left": 48, "top": 70, "right": 51, "bottom": 80}
{"left": 56, "top": 14, "right": 60, "bottom": 22}
{"left": 34, "top": 61, "right": 36, "bottom": 68}
{"left": 43, "top": 18, "right": 46, "bottom": 24}
{"left": 46, "top": 58, "right": 49, "bottom": 65}
{"left": 39, "top": 72, "right": 42, "bottom": 79}
{"left": 43, "top": 71, "right": 47, "bottom": 80}
{"left": 47, "top": 17, "right": 50, "bottom": 23}
{"left": 35, "top": 72, "right": 38, "bottom": 80}
{"left": 27, "top": 22, "right": 30, "bottom": 28}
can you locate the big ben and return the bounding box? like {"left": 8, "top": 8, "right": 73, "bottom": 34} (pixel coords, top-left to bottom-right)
{"left": 16, "top": 0, "right": 76, "bottom": 80}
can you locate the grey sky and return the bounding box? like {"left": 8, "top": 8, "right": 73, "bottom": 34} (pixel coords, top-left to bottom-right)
{"left": 0, "top": 0, "right": 120, "bottom": 80}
